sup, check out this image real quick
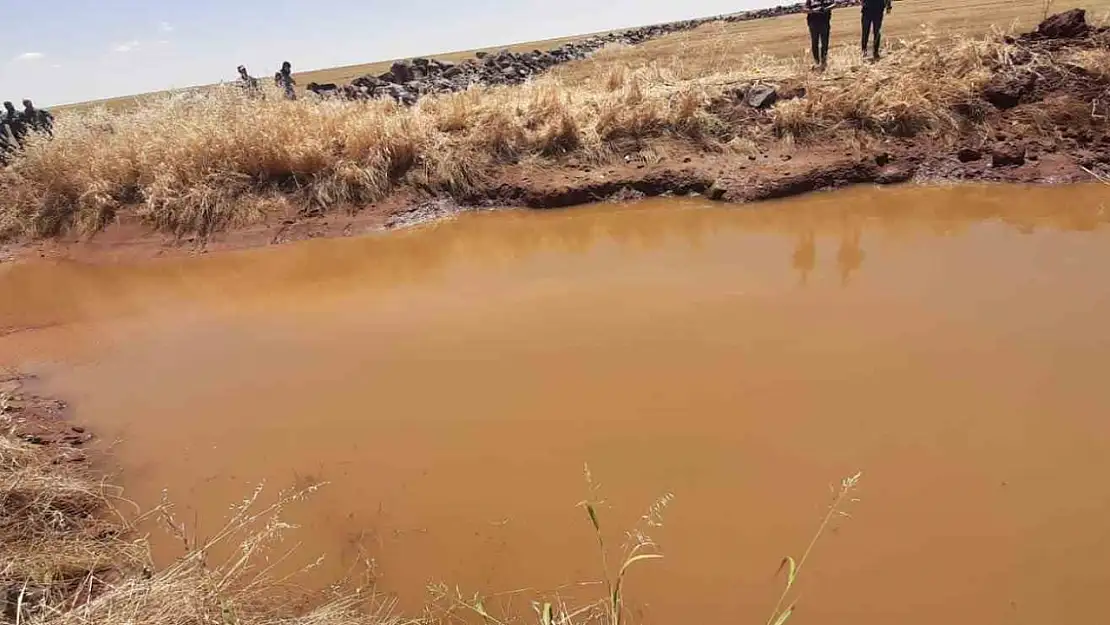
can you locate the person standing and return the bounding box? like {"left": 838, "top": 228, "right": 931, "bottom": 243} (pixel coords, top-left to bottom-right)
{"left": 237, "top": 65, "right": 261, "bottom": 97}
{"left": 2, "top": 101, "right": 27, "bottom": 146}
{"left": 0, "top": 120, "right": 17, "bottom": 163}
{"left": 862, "top": 0, "right": 893, "bottom": 61}
{"left": 278, "top": 61, "right": 296, "bottom": 100}
{"left": 805, "top": 0, "right": 834, "bottom": 70}
{"left": 22, "top": 100, "right": 54, "bottom": 137}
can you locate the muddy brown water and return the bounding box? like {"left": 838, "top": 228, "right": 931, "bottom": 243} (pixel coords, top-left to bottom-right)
{"left": 3, "top": 185, "right": 1110, "bottom": 624}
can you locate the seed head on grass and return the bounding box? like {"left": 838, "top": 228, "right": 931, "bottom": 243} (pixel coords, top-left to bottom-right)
{"left": 766, "top": 471, "right": 862, "bottom": 625}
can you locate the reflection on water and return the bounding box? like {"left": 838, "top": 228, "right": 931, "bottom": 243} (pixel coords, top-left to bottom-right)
{"left": 1, "top": 184, "right": 1110, "bottom": 625}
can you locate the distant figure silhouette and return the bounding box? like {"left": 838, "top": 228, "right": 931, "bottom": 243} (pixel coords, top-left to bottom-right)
{"left": 805, "top": 0, "right": 834, "bottom": 70}
{"left": 21, "top": 100, "right": 53, "bottom": 137}
{"left": 278, "top": 61, "right": 296, "bottom": 100}
{"left": 2, "top": 101, "right": 26, "bottom": 146}
{"left": 237, "top": 65, "right": 261, "bottom": 97}
{"left": 861, "top": 0, "right": 893, "bottom": 61}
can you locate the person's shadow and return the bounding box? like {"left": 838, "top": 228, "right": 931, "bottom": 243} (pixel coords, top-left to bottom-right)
{"left": 837, "top": 224, "right": 865, "bottom": 287}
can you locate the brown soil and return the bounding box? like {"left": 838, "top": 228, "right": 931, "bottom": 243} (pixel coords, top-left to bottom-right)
{"left": 3, "top": 24, "right": 1108, "bottom": 265}
{"left": 1, "top": 372, "right": 91, "bottom": 462}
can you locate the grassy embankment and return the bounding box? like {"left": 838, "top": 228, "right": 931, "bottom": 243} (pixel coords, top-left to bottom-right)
{"left": 1, "top": 0, "right": 1108, "bottom": 242}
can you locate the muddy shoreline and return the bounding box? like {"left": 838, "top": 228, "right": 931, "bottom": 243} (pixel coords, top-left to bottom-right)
{"left": 2, "top": 138, "right": 1101, "bottom": 264}
{"left": 1, "top": 373, "right": 91, "bottom": 458}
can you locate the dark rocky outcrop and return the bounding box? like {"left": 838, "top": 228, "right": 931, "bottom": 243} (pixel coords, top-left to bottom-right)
{"left": 317, "top": 0, "right": 860, "bottom": 105}
{"left": 306, "top": 82, "right": 339, "bottom": 97}
{"left": 1035, "top": 8, "right": 1088, "bottom": 39}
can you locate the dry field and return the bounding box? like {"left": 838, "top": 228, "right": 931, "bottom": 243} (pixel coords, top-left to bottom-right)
{"left": 556, "top": 0, "right": 1110, "bottom": 84}
{"left": 55, "top": 0, "right": 1110, "bottom": 114}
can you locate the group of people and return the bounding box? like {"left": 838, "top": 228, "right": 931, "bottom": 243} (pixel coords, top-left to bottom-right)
{"left": 805, "top": 0, "right": 893, "bottom": 70}
{"left": 236, "top": 62, "right": 296, "bottom": 100}
{"left": 0, "top": 99, "right": 54, "bottom": 161}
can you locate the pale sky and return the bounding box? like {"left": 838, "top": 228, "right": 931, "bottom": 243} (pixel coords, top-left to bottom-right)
{"left": 1, "top": 0, "right": 783, "bottom": 107}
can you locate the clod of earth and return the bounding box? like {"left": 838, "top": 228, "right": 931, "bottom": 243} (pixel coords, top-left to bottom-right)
{"left": 983, "top": 73, "right": 1038, "bottom": 109}
{"left": 958, "top": 148, "right": 983, "bottom": 162}
{"left": 991, "top": 144, "right": 1027, "bottom": 167}
{"left": 1035, "top": 8, "right": 1090, "bottom": 39}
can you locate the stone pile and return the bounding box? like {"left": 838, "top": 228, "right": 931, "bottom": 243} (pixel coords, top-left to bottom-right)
{"left": 322, "top": 0, "right": 862, "bottom": 104}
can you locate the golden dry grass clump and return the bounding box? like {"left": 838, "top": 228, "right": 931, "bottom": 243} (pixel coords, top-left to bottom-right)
{"left": 0, "top": 26, "right": 1093, "bottom": 243}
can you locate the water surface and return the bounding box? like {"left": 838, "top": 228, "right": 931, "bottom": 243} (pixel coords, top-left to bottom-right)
{"left": 2, "top": 185, "right": 1110, "bottom": 625}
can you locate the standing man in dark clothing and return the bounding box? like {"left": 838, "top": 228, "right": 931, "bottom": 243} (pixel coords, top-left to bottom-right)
{"left": 278, "top": 61, "right": 296, "bottom": 100}
{"left": 237, "top": 65, "right": 261, "bottom": 97}
{"left": 0, "top": 121, "right": 17, "bottom": 163}
{"left": 2, "top": 101, "right": 27, "bottom": 146}
{"left": 861, "top": 0, "right": 893, "bottom": 61}
{"left": 805, "top": 0, "right": 834, "bottom": 70}
{"left": 22, "top": 100, "right": 53, "bottom": 137}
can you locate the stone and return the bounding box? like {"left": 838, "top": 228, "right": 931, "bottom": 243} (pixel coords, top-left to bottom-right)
{"left": 983, "top": 74, "right": 1035, "bottom": 110}
{"left": 957, "top": 148, "right": 982, "bottom": 162}
{"left": 991, "top": 144, "right": 1026, "bottom": 167}
{"left": 746, "top": 84, "right": 779, "bottom": 109}
{"left": 1036, "top": 9, "right": 1088, "bottom": 39}
{"left": 707, "top": 182, "right": 727, "bottom": 200}
{"left": 389, "top": 61, "right": 413, "bottom": 84}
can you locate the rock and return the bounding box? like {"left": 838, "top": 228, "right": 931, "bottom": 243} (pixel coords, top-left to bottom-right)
{"left": 991, "top": 144, "right": 1026, "bottom": 167}
{"left": 389, "top": 61, "right": 413, "bottom": 83}
{"left": 306, "top": 82, "right": 339, "bottom": 97}
{"left": 475, "top": 51, "right": 488, "bottom": 59}
{"left": 957, "top": 148, "right": 982, "bottom": 162}
{"left": 707, "top": 182, "right": 727, "bottom": 200}
{"left": 746, "top": 84, "right": 779, "bottom": 109}
{"left": 1036, "top": 9, "right": 1088, "bottom": 39}
{"left": 983, "top": 73, "right": 1036, "bottom": 110}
